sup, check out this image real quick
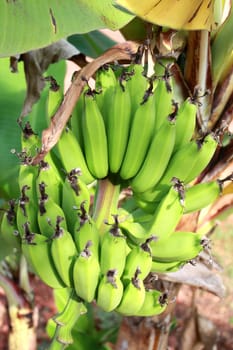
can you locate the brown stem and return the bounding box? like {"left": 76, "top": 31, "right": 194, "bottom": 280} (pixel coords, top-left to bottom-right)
{"left": 0, "top": 273, "right": 37, "bottom": 350}
{"left": 32, "top": 41, "right": 139, "bottom": 165}
{"left": 92, "top": 178, "right": 121, "bottom": 235}
{"left": 184, "top": 30, "right": 212, "bottom": 132}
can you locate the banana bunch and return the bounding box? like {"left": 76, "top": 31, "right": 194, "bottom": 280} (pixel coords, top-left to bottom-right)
{"left": 3, "top": 61, "right": 230, "bottom": 348}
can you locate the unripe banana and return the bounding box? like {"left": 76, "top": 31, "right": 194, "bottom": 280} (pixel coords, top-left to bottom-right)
{"left": 116, "top": 268, "right": 146, "bottom": 316}
{"left": 120, "top": 91, "right": 156, "bottom": 180}
{"left": 21, "top": 227, "right": 65, "bottom": 289}
{"left": 17, "top": 143, "right": 40, "bottom": 237}
{"left": 50, "top": 223, "right": 77, "bottom": 287}
{"left": 140, "top": 135, "right": 218, "bottom": 203}
{"left": 74, "top": 214, "right": 99, "bottom": 256}
{"left": 158, "top": 140, "right": 199, "bottom": 187}
{"left": 16, "top": 181, "right": 39, "bottom": 237}
{"left": 37, "top": 183, "right": 67, "bottom": 238}
{"left": 106, "top": 80, "right": 131, "bottom": 173}
{"left": 61, "top": 168, "right": 90, "bottom": 233}
{"left": 147, "top": 184, "right": 184, "bottom": 240}
{"left": 184, "top": 133, "right": 219, "bottom": 184}
{"left": 151, "top": 259, "right": 185, "bottom": 273}
{"left": 36, "top": 153, "right": 62, "bottom": 205}
{"left": 70, "top": 91, "right": 85, "bottom": 149}
{"left": 55, "top": 126, "right": 94, "bottom": 184}
{"left": 120, "top": 184, "right": 184, "bottom": 244}
{"left": 184, "top": 180, "right": 222, "bottom": 214}
{"left": 0, "top": 200, "right": 20, "bottom": 255}
{"left": 20, "top": 121, "right": 41, "bottom": 157}
{"left": 153, "top": 63, "right": 174, "bottom": 132}
{"left": 133, "top": 289, "right": 167, "bottom": 317}
{"left": 118, "top": 206, "right": 153, "bottom": 225}
{"left": 125, "top": 64, "right": 148, "bottom": 116}
{"left": 120, "top": 219, "right": 149, "bottom": 245}
{"left": 95, "top": 64, "right": 117, "bottom": 122}
{"left": 173, "top": 98, "right": 197, "bottom": 151}
{"left": 96, "top": 269, "right": 124, "bottom": 312}
{"left": 82, "top": 90, "right": 108, "bottom": 179}
{"left": 100, "top": 216, "right": 128, "bottom": 277}
{"left": 150, "top": 231, "right": 205, "bottom": 263}
{"left": 130, "top": 118, "right": 176, "bottom": 193}
{"left": 73, "top": 241, "right": 100, "bottom": 302}
{"left": 122, "top": 239, "right": 153, "bottom": 283}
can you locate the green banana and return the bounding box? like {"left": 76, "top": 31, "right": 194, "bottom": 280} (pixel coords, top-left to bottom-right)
{"left": 82, "top": 90, "right": 108, "bottom": 179}
{"left": 0, "top": 200, "right": 21, "bottom": 254}
{"left": 55, "top": 126, "right": 94, "bottom": 184}
{"left": 184, "top": 180, "right": 222, "bottom": 214}
{"left": 116, "top": 268, "right": 146, "bottom": 316}
{"left": 151, "top": 260, "right": 185, "bottom": 273}
{"left": 118, "top": 206, "right": 153, "bottom": 225}
{"left": 70, "top": 91, "right": 85, "bottom": 149}
{"left": 17, "top": 181, "right": 39, "bottom": 237}
{"left": 147, "top": 184, "right": 184, "bottom": 239}
{"left": 37, "top": 183, "right": 67, "bottom": 238}
{"left": 100, "top": 216, "right": 128, "bottom": 277}
{"left": 120, "top": 184, "right": 184, "bottom": 244}
{"left": 119, "top": 91, "right": 156, "bottom": 180}
{"left": 153, "top": 141, "right": 204, "bottom": 193}
{"left": 122, "top": 240, "right": 153, "bottom": 283}
{"left": 184, "top": 133, "right": 219, "bottom": 184}
{"left": 120, "top": 220, "right": 149, "bottom": 245}
{"left": 153, "top": 64, "right": 174, "bottom": 132}
{"left": 21, "top": 227, "right": 65, "bottom": 289}
{"left": 133, "top": 289, "right": 167, "bottom": 317}
{"left": 106, "top": 79, "right": 131, "bottom": 173}
{"left": 20, "top": 121, "right": 41, "bottom": 157}
{"left": 130, "top": 117, "right": 176, "bottom": 193}
{"left": 50, "top": 223, "right": 77, "bottom": 287}
{"left": 173, "top": 98, "right": 197, "bottom": 151}
{"left": 140, "top": 134, "right": 218, "bottom": 203}
{"left": 61, "top": 168, "right": 90, "bottom": 233}
{"left": 73, "top": 240, "right": 100, "bottom": 302}
{"left": 95, "top": 64, "right": 117, "bottom": 122}
{"left": 74, "top": 214, "right": 100, "bottom": 256}
{"left": 125, "top": 64, "right": 148, "bottom": 116}
{"left": 36, "top": 153, "right": 63, "bottom": 205}
{"left": 150, "top": 231, "right": 205, "bottom": 263}
{"left": 96, "top": 269, "right": 124, "bottom": 312}
{"left": 17, "top": 140, "right": 40, "bottom": 237}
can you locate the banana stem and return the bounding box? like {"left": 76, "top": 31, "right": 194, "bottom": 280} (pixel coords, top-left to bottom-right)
{"left": 92, "top": 177, "right": 121, "bottom": 235}
{"left": 19, "top": 254, "right": 33, "bottom": 302}
{"left": 0, "top": 273, "right": 36, "bottom": 350}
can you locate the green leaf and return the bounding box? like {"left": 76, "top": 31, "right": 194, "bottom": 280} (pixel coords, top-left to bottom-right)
{"left": 0, "top": 0, "right": 133, "bottom": 58}
{"left": 211, "top": 6, "right": 233, "bottom": 86}
{"left": 68, "top": 31, "right": 117, "bottom": 58}
{"left": 0, "top": 58, "right": 66, "bottom": 199}
{"left": 0, "top": 58, "right": 25, "bottom": 198}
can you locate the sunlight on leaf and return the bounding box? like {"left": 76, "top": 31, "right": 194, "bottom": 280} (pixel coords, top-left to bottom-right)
{"left": 0, "top": 0, "right": 133, "bottom": 58}
{"left": 115, "top": 0, "right": 215, "bottom": 30}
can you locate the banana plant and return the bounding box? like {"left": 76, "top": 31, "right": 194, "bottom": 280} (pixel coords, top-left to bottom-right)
{"left": 1, "top": 1, "right": 233, "bottom": 350}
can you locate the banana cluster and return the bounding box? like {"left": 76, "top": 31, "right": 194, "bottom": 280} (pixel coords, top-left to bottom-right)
{"left": 0, "top": 62, "right": 227, "bottom": 324}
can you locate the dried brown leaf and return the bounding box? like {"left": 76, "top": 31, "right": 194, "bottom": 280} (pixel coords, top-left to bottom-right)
{"left": 158, "top": 260, "right": 225, "bottom": 298}
{"left": 18, "top": 39, "right": 80, "bottom": 121}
